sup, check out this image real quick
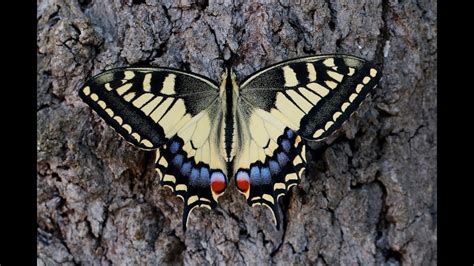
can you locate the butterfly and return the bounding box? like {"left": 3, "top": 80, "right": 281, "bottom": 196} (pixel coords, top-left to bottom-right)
{"left": 79, "top": 54, "right": 381, "bottom": 231}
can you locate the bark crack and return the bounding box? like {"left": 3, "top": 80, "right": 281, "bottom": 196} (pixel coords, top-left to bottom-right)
{"left": 325, "top": 0, "right": 337, "bottom": 31}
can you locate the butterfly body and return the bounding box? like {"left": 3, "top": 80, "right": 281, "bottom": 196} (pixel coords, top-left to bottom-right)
{"left": 79, "top": 55, "right": 381, "bottom": 230}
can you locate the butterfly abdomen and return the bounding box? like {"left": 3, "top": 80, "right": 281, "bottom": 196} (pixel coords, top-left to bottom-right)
{"left": 224, "top": 74, "right": 234, "bottom": 161}
{"left": 221, "top": 68, "right": 239, "bottom": 163}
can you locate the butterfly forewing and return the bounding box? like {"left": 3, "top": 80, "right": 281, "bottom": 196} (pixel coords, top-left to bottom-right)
{"left": 239, "top": 55, "right": 381, "bottom": 140}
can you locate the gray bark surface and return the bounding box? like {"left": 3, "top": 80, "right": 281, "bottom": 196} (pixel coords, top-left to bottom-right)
{"left": 37, "top": 0, "right": 437, "bottom": 265}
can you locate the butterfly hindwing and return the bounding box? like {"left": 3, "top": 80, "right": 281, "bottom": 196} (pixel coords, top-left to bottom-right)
{"left": 155, "top": 134, "right": 228, "bottom": 230}
{"left": 79, "top": 67, "right": 229, "bottom": 230}
{"left": 154, "top": 98, "right": 229, "bottom": 230}
{"left": 233, "top": 126, "right": 306, "bottom": 228}
{"left": 235, "top": 55, "right": 381, "bottom": 226}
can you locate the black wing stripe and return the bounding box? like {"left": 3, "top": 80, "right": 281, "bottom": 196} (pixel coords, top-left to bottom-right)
{"left": 80, "top": 83, "right": 166, "bottom": 148}
{"left": 299, "top": 63, "right": 381, "bottom": 139}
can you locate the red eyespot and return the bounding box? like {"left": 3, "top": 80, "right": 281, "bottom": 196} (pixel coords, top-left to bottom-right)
{"left": 236, "top": 171, "right": 250, "bottom": 193}
{"left": 210, "top": 172, "right": 226, "bottom": 194}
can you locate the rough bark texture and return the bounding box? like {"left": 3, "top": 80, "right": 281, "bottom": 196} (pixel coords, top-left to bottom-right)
{"left": 37, "top": 0, "right": 437, "bottom": 265}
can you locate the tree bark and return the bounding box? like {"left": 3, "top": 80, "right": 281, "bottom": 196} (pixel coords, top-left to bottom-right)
{"left": 37, "top": 0, "right": 437, "bottom": 264}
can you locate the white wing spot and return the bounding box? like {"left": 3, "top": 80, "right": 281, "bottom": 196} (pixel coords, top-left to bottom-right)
{"left": 293, "top": 155, "right": 302, "bottom": 164}
{"left": 105, "top": 108, "right": 114, "bottom": 117}
{"left": 349, "top": 93, "right": 358, "bottom": 102}
{"left": 114, "top": 116, "right": 123, "bottom": 125}
{"left": 83, "top": 86, "right": 91, "bottom": 95}
{"left": 262, "top": 194, "right": 274, "bottom": 204}
{"left": 187, "top": 195, "right": 199, "bottom": 205}
{"left": 141, "top": 139, "right": 153, "bottom": 148}
{"left": 158, "top": 156, "right": 168, "bottom": 167}
{"left": 282, "top": 66, "right": 298, "bottom": 87}
{"left": 324, "top": 121, "right": 333, "bottom": 130}
{"left": 143, "top": 73, "right": 152, "bottom": 92}
{"left": 274, "top": 183, "right": 286, "bottom": 190}
{"left": 122, "top": 124, "right": 132, "bottom": 134}
{"left": 285, "top": 173, "right": 299, "bottom": 182}
{"left": 348, "top": 67, "right": 355, "bottom": 76}
{"left": 333, "top": 112, "right": 342, "bottom": 121}
{"left": 362, "top": 76, "right": 371, "bottom": 84}
{"left": 132, "top": 132, "right": 141, "bottom": 142}
{"left": 124, "top": 71, "right": 135, "bottom": 80}
{"left": 163, "top": 174, "right": 176, "bottom": 183}
{"left": 313, "top": 129, "right": 325, "bottom": 138}
{"left": 97, "top": 100, "right": 106, "bottom": 109}
{"left": 370, "top": 68, "right": 378, "bottom": 77}
{"left": 123, "top": 92, "right": 136, "bottom": 102}
{"left": 306, "top": 63, "right": 317, "bottom": 81}
{"left": 161, "top": 74, "right": 176, "bottom": 95}
{"left": 176, "top": 184, "right": 187, "bottom": 191}
{"left": 323, "top": 58, "right": 335, "bottom": 67}
{"left": 90, "top": 93, "right": 99, "bottom": 101}
{"left": 341, "top": 102, "right": 350, "bottom": 112}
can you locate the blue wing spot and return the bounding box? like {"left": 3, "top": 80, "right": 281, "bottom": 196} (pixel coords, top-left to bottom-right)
{"left": 281, "top": 139, "right": 291, "bottom": 152}
{"left": 189, "top": 167, "right": 209, "bottom": 187}
{"left": 191, "top": 167, "right": 200, "bottom": 181}
{"left": 172, "top": 154, "right": 184, "bottom": 167}
{"left": 277, "top": 152, "right": 290, "bottom": 166}
{"left": 261, "top": 167, "right": 271, "bottom": 184}
{"left": 269, "top": 160, "right": 281, "bottom": 175}
{"left": 180, "top": 162, "right": 192, "bottom": 176}
{"left": 170, "top": 141, "right": 180, "bottom": 154}
{"left": 250, "top": 166, "right": 261, "bottom": 181}
{"left": 285, "top": 128, "right": 294, "bottom": 139}
{"left": 200, "top": 167, "right": 210, "bottom": 180}
{"left": 236, "top": 170, "right": 250, "bottom": 181}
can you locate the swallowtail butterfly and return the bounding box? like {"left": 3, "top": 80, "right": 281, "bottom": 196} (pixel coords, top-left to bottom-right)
{"left": 79, "top": 55, "right": 381, "bottom": 230}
